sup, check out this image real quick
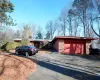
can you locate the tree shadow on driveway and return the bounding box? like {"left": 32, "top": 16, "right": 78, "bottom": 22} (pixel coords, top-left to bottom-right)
{"left": 10, "top": 53, "right": 100, "bottom": 80}
{"left": 28, "top": 57, "right": 100, "bottom": 80}
{"left": 63, "top": 54, "right": 100, "bottom": 61}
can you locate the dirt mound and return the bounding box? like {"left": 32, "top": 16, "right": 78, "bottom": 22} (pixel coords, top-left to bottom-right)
{"left": 0, "top": 54, "right": 36, "bottom": 80}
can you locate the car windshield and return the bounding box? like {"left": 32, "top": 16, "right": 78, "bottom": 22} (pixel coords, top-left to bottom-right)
{"left": 28, "top": 46, "right": 36, "bottom": 48}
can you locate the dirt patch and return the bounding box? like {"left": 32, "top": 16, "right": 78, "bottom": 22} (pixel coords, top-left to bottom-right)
{"left": 0, "top": 53, "right": 36, "bottom": 80}
{"left": 9, "top": 50, "right": 15, "bottom": 53}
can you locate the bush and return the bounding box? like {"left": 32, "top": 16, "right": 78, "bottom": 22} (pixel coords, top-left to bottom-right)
{"left": 5, "top": 42, "right": 21, "bottom": 51}
{"left": 21, "top": 39, "right": 29, "bottom": 45}
{"left": 0, "top": 49, "right": 2, "bottom": 54}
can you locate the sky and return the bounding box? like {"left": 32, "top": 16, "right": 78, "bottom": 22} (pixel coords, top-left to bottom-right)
{"left": 10, "top": 0, "right": 73, "bottom": 31}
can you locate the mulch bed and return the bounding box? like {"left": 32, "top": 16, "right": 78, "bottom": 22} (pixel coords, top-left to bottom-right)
{"left": 0, "top": 52, "right": 36, "bottom": 80}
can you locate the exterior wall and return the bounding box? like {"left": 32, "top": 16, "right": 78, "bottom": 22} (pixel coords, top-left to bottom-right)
{"left": 64, "top": 40, "right": 84, "bottom": 54}
{"left": 54, "top": 39, "right": 64, "bottom": 53}
{"left": 30, "top": 41, "right": 34, "bottom": 45}
{"left": 86, "top": 41, "right": 91, "bottom": 55}
{"left": 58, "top": 39, "right": 64, "bottom": 53}
{"left": 14, "top": 40, "right": 21, "bottom": 43}
{"left": 54, "top": 40, "right": 59, "bottom": 51}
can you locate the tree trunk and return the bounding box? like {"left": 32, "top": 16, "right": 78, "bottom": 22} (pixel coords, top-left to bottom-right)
{"left": 0, "top": 22, "right": 2, "bottom": 28}
{"left": 63, "top": 19, "right": 66, "bottom": 36}
{"left": 70, "top": 16, "right": 72, "bottom": 36}
{"left": 83, "top": 9, "right": 87, "bottom": 37}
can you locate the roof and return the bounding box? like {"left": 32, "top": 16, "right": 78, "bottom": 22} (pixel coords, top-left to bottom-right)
{"left": 30, "top": 39, "right": 51, "bottom": 42}
{"left": 55, "top": 36, "right": 96, "bottom": 39}
{"left": 13, "top": 36, "right": 97, "bottom": 43}
{"left": 52, "top": 36, "right": 97, "bottom": 42}
{"left": 14, "top": 39, "right": 51, "bottom": 42}
{"left": 13, "top": 39, "right": 22, "bottom": 41}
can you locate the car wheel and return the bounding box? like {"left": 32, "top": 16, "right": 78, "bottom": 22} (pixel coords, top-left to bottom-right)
{"left": 33, "top": 52, "right": 36, "bottom": 55}
{"left": 15, "top": 51, "right": 19, "bottom": 55}
{"left": 25, "top": 52, "right": 29, "bottom": 57}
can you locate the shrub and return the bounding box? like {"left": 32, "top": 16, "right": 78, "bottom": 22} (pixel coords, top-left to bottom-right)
{"left": 21, "top": 39, "right": 30, "bottom": 45}
{"left": 0, "top": 49, "right": 2, "bottom": 54}
{"left": 5, "top": 42, "right": 21, "bottom": 51}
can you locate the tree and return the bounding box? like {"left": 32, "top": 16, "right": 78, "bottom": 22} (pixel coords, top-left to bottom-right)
{"left": 31, "top": 24, "right": 36, "bottom": 39}
{"left": 73, "top": 16, "right": 81, "bottom": 36}
{"left": 95, "top": 0, "right": 100, "bottom": 13}
{"left": 35, "top": 30, "right": 43, "bottom": 39}
{"left": 46, "top": 20, "right": 56, "bottom": 39}
{"left": 35, "top": 26, "right": 43, "bottom": 39}
{"left": 72, "top": 0, "right": 94, "bottom": 37}
{"left": 0, "top": 27, "right": 15, "bottom": 47}
{"left": 45, "top": 31, "right": 50, "bottom": 39}
{"left": 22, "top": 24, "right": 32, "bottom": 39}
{"left": 0, "top": 0, "right": 14, "bottom": 27}
{"left": 59, "top": 8, "right": 80, "bottom": 36}
{"left": 21, "top": 24, "right": 32, "bottom": 45}
{"left": 67, "top": 9, "right": 74, "bottom": 36}
{"left": 59, "top": 8, "right": 68, "bottom": 36}
{"left": 14, "top": 30, "right": 21, "bottom": 39}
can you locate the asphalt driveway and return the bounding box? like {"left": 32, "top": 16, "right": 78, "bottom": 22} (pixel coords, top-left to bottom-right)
{"left": 28, "top": 52, "right": 100, "bottom": 80}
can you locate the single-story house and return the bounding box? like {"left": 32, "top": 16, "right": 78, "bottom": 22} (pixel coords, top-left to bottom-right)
{"left": 14, "top": 36, "right": 96, "bottom": 54}
{"left": 51, "top": 36, "right": 96, "bottom": 55}
{"left": 14, "top": 39, "right": 51, "bottom": 48}
{"left": 30, "top": 39, "right": 51, "bottom": 48}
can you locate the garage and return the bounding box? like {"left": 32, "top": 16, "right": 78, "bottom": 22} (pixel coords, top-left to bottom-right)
{"left": 52, "top": 36, "right": 95, "bottom": 55}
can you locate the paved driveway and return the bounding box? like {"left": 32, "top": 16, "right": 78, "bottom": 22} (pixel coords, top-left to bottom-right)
{"left": 28, "top": 53, "right": 100, "bottom": 80}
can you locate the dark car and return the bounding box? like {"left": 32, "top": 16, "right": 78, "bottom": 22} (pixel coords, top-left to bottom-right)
{"left": 15, "top": 45, "right": 38, "bottom": 56}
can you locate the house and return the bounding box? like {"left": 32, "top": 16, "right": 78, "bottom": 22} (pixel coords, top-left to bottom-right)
{"left": 14, "top": 39, "right": 51, "bottom": 48}
{"left": 30, "top": 39, "right": 51, "bottom": 48}
{"left": 51, "top": 36, "right": 96, "bottom": 55}
{"left": 14, "top": 36, "right": 96, "bottom": 54}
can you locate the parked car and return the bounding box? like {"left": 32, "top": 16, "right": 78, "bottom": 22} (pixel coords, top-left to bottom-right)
{"left": 15, "top": 45, "right": 38, "bottom": 56}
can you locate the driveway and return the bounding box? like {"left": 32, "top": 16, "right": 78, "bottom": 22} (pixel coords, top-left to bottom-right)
{"left": 28, "top": 52, "right": 100, "bottom": 80}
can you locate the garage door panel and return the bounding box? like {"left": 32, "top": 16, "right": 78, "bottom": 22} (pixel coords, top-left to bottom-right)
{"left": 64, "top": 41, "right": 84, "bottom": 54}
{"left": 64, "top": 44, "right": 71, "bottom": 54}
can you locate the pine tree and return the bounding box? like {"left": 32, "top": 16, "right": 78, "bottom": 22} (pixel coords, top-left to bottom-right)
{"left": 45, "top": 31, "right": 50, "bottom": 39}
{"left": 36, "top": 31, "right": 43, "bottom": 39}
{"left": 0, "top": 0, "right": 14, "bottom": 26}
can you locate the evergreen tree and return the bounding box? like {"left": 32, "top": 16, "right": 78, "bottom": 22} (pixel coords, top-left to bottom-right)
{"left": 0, "top": 0, "right": 14, "bottom": 26}
{"left": 36, "top": 30, "right": 43, "bottom": 39}
{"left": 45, "top": 31, "right": 50, "bottom": 39}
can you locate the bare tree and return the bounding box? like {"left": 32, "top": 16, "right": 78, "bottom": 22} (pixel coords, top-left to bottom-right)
{"left": 22, "top": 24, "right": 32, "bottom": 39}
{"left": 31, "top": 24, "right": 36, "bottom": 39}
{"left": 0, "top": 28, "right": 15, "bottom": 47}
{"left": 59, "top": 8, "right": 68, "bottom": 36}
{"left": 72, "top": 0, "right": 94, "bottom": 37}
{"left": 46, "top": 20, "right": 56, "bottom": 39}
{"left": 73, "top": 16, "right": 81, "bottom": 36}
{"left": 14, "top": 30, "right": 21, "bottom": 39}
{"left": 96, "top": 17, "right": 100, "bottom": 40}
{"left": 95, "top": 0, "right": 100, "bottom": 13}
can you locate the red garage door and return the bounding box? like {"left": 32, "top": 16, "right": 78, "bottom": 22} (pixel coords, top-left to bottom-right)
{"left": 64, "top": 40, "right": 84, "bottom": 54}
